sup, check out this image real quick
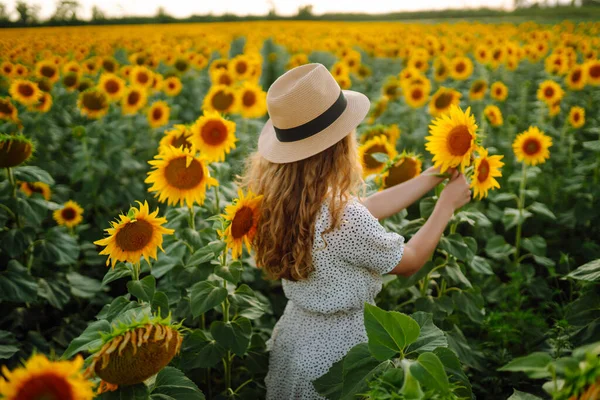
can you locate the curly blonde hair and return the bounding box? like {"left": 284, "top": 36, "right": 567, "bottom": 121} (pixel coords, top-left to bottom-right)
{"left": 240, "top": 132, "right": 364, "bottom": 281}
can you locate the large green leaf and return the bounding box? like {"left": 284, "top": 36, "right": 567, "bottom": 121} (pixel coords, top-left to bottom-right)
{"left": 566, "top": 259, "right": 600, "bottom": 282}
{"left": 62, "top": 319, "right": 112, "bottom": 359}
{"left": 485, "top": 235, "right": 515, "bottom": 260}
{"left": 67, "top": 271, "right": 104, "bottom": 299}
{"left": 98, "top": 384, "right": 149, "bottom": 400}
{"left": 0, "top": 260, "right": 38, "bottom": 303}
{"left": 364, "top": 303, "right": 420, "bottom": 361}
{"left": 214, "top": 260, "right": 243, "bottom": 284}
{"left": 452, "top": 291, "right": 485, "bottom": 324}
{"left": 438, "top": 234, "right": 469, "bottom": 261}
{"left": 180, "top": 330, "right": 226, "bottom": 370}
{"left": 410, "top": 352, "right": 449, "bottom": 393}
{"left": 186, "top": 241, "right": 226, "bottom": 268}
{"left": 210, "top": 317, "right": 252, "bottom": 356}
{"left": 127, "top": 275, "right": 156, "bottom": 303}
{"left": 0, "top": 229, "right": 29, "bottom": 258}
{"left": 150, "top": 366, "right": 205, "bottom": 399}
{"left": 502, "top": 208, "right": 533, "bottom": 231}
{"left": 151, "top": 241, "right": 187, "bottom": 279}
{"left": 498, "top": 352, "right": 552, "bottom": 379}
{"left": 507, "top": 389, "right": 543, "bottom": 400}
{"left": 405, "top": 312, "right": 447, "bottom": 355}
{"left": 13, "top": 165, "right": 55, "bottom": 184}
{"left": 229, "top": 284, "right": 271, "bottom": 320}
{"left": 433, "top": 347, "right": 472, "bottom": 398}
{"left": 0, "top": 344, "right": 19, "bottom": 359}
{"left": 469, "top": 256, "right": 493, "bottom": 275}
{"left": 102, "top": 262, "right": 133, "bottom": 285}
{"left": 189, "top": 281, "right": 228, "bottom": 317}
{"left": 38, "top": 227, "right": 79, "bottom": 266}
{"left": 442, "top": 260, "right": 472, "bottom": 288}
{"left": 527, "top": 202, "right": 556, "bottom": 220}
{"left": 97, "top": 296, "right": 142, "bottom": 322}
{"left": 152, "top": 291, "right": 170, "bottom": 318}
{"left": 37, "top": 278, "right": 71, "bottom": 309}
{"left": 312, "top": 353, "right": 344, "bottom": 400}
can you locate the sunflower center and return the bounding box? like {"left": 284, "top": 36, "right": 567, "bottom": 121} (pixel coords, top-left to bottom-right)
{"left": 231, "top": 206, "right": 254, "bottom": 239}
{"left": 171, "top": 135, "right": 191, "bottom": 150}
{"left": 235, "top": 61, "right": 248, "bottom": 74}
{"left": 544, "top": 87, "right": 554, "bottom": 98}
{"left": 3, "top": 65, "right": 12, "bottom": 73}
{"left": 411, "top": 88, "right": 423, "bottom": 100}
{"left": 364, "top": 144, "right": 387, "bottom": 169}
{"left": 137, "top": 72, "right": 149, "bottom": 84}
{"left": 495, "top": 87, "right": 502, "bottom": 96}
{"left": 523, "top": 138, "right": 541, "bottom": 155}
{"left": 434, "top": 92, "right": 453, "bottom": 109}
{"left": 105, "top": 80, "right": 120, "bottom": 94}
{"left": 477, "top": 159, "right": 490, "bottom": 182}
{"left": 61, "top": 207, "right": 76, "bottom": 221}
{"left": 242, "top": 91, "right": 256, "bottom": 107}
{"left": 455, "top": 62, "right": 466, "bottom": 73}
{"left": 152, "top": 107, "right": 163, "bottom": 120}
{"left": 201, "top": 120, "right": 228, "bottom": 145}
{"left": 493, "top": 49, "right": 502, "bottom": 60}
{"left": 168, "top": 82, "right": 175, "bottom": 89}
{"left": 164, "top": 156, "right": 204, "bottom": 190}
{"left": 219, "top": 74, "right": 232, "bottom": 85}
{"left": 0, "top": 100, "right": 14, "bottom": 114}
{"left": 472, "top": 81, "right": 485, "bottom": 93}
{"left": 18, "top": 83, "right": 34, "bottom": 97}
{"left": 128, "top": 91, "right": 140, "bottom": 106}
{"left": 41, "top": 65, "right": 56, "bottom": 78}
{"left": 115, "top": 219, "right": 154, "bottom": 252}
{"left": 573, "top": 112, "right": 580, "bottom": 122}
{"left": 82, "top": 91, "right": 107, "bottom": 111}
{"left": 446, "top": 125, "right": 472, "bottom": 156}
{"left": 590, "top": 65, "right": 600, "bottom": 78}
{"left": 571, "top": 70, "right": 582, "bottom": 83}
{"left": 385, "top": 84, "right": 397, "bottom": 96}
{"left": 14, "top": 372, "right": 74, "bottom": 400}
{"left": 28, "top": 183, "right": 43, "bottom": 193}
{"left": 175, "top": 59, "right": 189, "bottom": 72}
{"left": 103, "top": 60, "right": 116, "bottom": 72}
{"left": 385, "top": 158, "right": 418, "bottom": 187}
{"left": 211, "top": 90, "right": 234, "bottom": 111}
{"left": 437, "top": 65, "right": 447, "bottom": 76}
{"left": 63, "top": 74, "right": 77, "bottom": 87}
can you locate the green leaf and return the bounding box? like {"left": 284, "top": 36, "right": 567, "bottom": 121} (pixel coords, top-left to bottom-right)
{"left": 485, "top": 235, "right": 515, "bottom": 260}
{"left": 210, "top": 317, "right": 252, "bottom": 356}
{"left": 527, "top": 202, "right": 556, "bottom": 220}
{"left": 439, "top": 234, "right": 469, "bottom": 260}
{"left": 566, "top": 259, "right": 600, "bottom": 282}
{"left": 229, "top": 284, "right": 271, "bottom": 320}
{"left": 186, "top": 241, "right": 225, "bottom": 268}
{"left": 583, "top": 140, "right": 600, "bottom": 152}
{"left": 370, "top": 152, "right": 389, "bottom": 163}
{"left": 180, "top": 330, "right": 226, "bottom": 370}
{"left": 410, "top": 352, "right": 449, "bottom": 393}
{"left": 364, "top": 303, "right": 420, "bottom": 361}
{"left": 127, "top": 275, "right": 156, "bottom": 303}
{"left": 0, "top": 260, "right": 38, "bottom": 303}
{"left": 420, "top": 197, "right": 437, "bottom": 219}
{"left": 98, "top": 384, "right": 149, "bottom": 400}
{"left": 189, "top": 281, "right": 228, "bottom": 318}
{"left": 522, "top": 235, "right": 547, "bottom": 257}
{"left": 312, "top": 354, "right": 344, "bottom": 399}
{"left": 67, "top": 272, "right": 103, "bottom": 299}
{"left": 490, "top": 193, "right": 518, "bottom": 203}
{"left": 152, "top": 291, "right": 170, "bottom": 318}
{"left": 442, "top": 261, "right": 472, "bottom": 288}
{"left": 17, "top": 197, "right": 47, "bottom": 225}
{"left": 401, "top": 362, "right": 425, "bottom": 399}
{"left": 214, "top": 260, "right": 243, "bottom": 284}
{"left": 37, "top": 278, "right": 71, "bottom": 309}
{"left": 150, "top": 366, "right": 205, "bottom": 399}
{"left": 152, "top": 241, "right": 187, "bottom": 279}
{"left": 507, "top": 389, "right": 543, "bottom": 400}
{"left": 38, "top": 227, "right": 79, "bottom": 266}
{"left": 469, "top": 256, "right": 493, "bottom": 275}
{"left": 97, "top": 296, "right": 141, "bottom": 322}
{"left": 406, "top": 312, "right": 447, "bottom": 355}
{"left": 397, "top": 261, "right": 435, "bottom": 289}
{"left": 62, "top": 319, "right": 112, "bottom": 359}
{"left": 433, "top": 347, "right": 472, "bottom": 398}
{"left": 0, "top": 344, "right": 19, "bottom": 359}
{"left": 452, "top": 291, "right": 484, "bottom": 324}
{"left": 0, "top": 229, "right": 28, "bottom": 258}
{"left": 102, "top": 263, "right": 133, "bottom": 285}
{"left": 502, "top": 208, "right": 533, "bottom": 231}
{"left": 498, "top": 352, "right": 552, "bottom": 379}
{"left": 12, "top": 165, "right": 55, "bottom": 185}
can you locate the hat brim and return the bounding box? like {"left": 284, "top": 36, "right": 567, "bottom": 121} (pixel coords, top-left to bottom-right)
{"left": 257, "top": 90, "right": 370, "bottom": 164}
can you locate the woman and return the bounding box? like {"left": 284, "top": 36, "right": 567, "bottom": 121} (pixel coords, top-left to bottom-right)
{"left": 241, "top": 63, "right": 471, "bottom": 399}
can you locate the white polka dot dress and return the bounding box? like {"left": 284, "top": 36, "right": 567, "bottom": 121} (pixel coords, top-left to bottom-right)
{"left": 264, "top": 198, "right": 405, "bottom": 400}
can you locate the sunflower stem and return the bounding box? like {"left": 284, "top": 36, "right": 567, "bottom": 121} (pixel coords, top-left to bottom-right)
{"left": 567, "top": 134, "right": 574, "bottom": 170}
{"left": 132, "top": 262, "right": 141, "bottom": 281}
{"left": 514, "top": 163, "right": 528, "bottom": 263}
{"left": 188, "top": 206, "right": 196, "bottom": 230}
{"left": 6, "top": 167, "right": 22, "bottom": 229}
{"left": 214, "top": 186, "right": 220, "bottom": 214}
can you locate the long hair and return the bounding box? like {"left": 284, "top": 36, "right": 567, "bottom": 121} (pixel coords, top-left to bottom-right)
{"left": 239, "top": 132, "right": 364, "bottom": 281}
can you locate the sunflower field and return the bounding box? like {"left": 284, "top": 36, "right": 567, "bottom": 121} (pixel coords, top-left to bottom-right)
{"left": 1, "top": 19, "right": 600, "bottom": 400}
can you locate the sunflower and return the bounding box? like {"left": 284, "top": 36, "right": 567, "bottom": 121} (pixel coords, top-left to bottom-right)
{"left": 82, "top": 58, "right": 100, "bottom": 75}
{"left": 229, "top": 54, "right": 254, "bottom": 81}
{"left": 35, "top": 60, "right": 60, "bottom": 84}
{"left": 585, "top": 59, "right": 600, "bottom": 86}
{"left": 94, "top": 201, "right": 174, "bottom": 268}
{"left": 0, "top": 97, "right": 18, "bottom": 122}
{"left": 381, "top": 77, "right": 402, "bottom": 100}
{"left": 20, "top": 181, "right": 51, "bottom": 200}
{"left": 129, "top": 65, "right": 154, "bottom": 89}
{"left": 101, "top": 57, "right": 119, "bottom": 73}
{"left": 1, "top": 61, "right": 14, "bottom": 77}
{"left": 408, "top": 56, "right": 429, "bottom": 73}
{"left": 330, "top": 61, "right": 350, "bottom": 80}
{"left": 62, "top": 60, "right": 81, "bottom": 75}
{"left": 163, "top": 76, "right": 182, "bottom": 96}
{"left": 398, "top": 67, "right": 422, "bottom": 84}
{"left": 286, "top": 53, "right": 309, "bottom": 70}
{"left": 98, "top": 73, "right": 126, "bottom": 102}
{"left": 0, "top": 353, "right": 94, "bottom": 400}
{"left": 146, "top": 145, "right": 218, "bottom": 208}
{"left": 14, "top": 65, "right": 28, "bottom": 78}
{"left": 77, "top": 88, "right": 109, "bottom": 119}
{"left": 429, "top": 87, "right": 461, "bottom": 117}
{"left": 368, "top": 96, "right": 389, "bottom": 124}
{"left": 219, "top": 189, "right": 263, "bottom": 259}
{"left": 9, "top": 79, "right": 41, "bottom": 106}
{"left": 565, "top": 64, "right": 587, "bottom": 90}
{"left": 469, "top": 80, "right": 488, "bottom": 101}
{"left": 147, "top": 101, "right": 170, "bottom": 129}
{"left": 343, "top": 50, "right": 361, "bottom": 73}
{"left": 29, "top": 92, "right": 53, "bottom": 113}
{"left": 359, "top": 124, "right": 401, "bottom": 145}
{"left": 62, "top": 72, "right": 80, "bottom": 91}
{"left": 357, "top": 64, "right": 372, "bottom": 80}
{"left": 234, "top": 81, "right": 266, "bottom": 119}
{"left": 470, "top": 148, "right": 504, "bottom": 200}
{"left": 119, "top": 65, "right": 133, "bottom": 79}
{"left": 568, "top": 106, "right": 585, "bottom": 129}
{"left": 545, "top": 52, "right": 569, "bottom": 76}
{"left": 83, "top": 313, "right": 183, "bottom": 394}
{"left": 490, "top": 82, "right": 508, "bottom": 101}
{"left": 358, "top": 136, "right": 398, "bottom": 177}
{"left": 121, "top": 86, "right": 148, "bottom": 115}
{"left": 202, "top": 84, "right": 238, "bottom": 114}
{"left": 159, "top": 124, "right": 193, "bottom": 152}
{"left": 425, "top": 104, "right": 478, "bottom": 173}
{"left": 484, "top": 105, "right": 503, "bottom": 127}
{"left": 190, "top": 111, "right": 237, "bottom": 162}
{"left": 53, "top": 200, "right": 84, "bottom": 228}
{"left": 449, "top": 56, "right": 473, "bottom": 80}
{"left": 512, "top": 126, "right": 552, "bottom": 166}
{"left": 404, "top": 83, "right": 430, "bottom": 109}
{"left": 0, "top": 133, "right": 34, "bottom": 168}
{"left": 380, "top": 151, "right": 423, "bottom": 189}
{"left": 431, "top": 57, "right": 449, "bottom": 82}
{"left": 548, "top": 100, "right": 561, "bottom": 118}
{"left": 209, "top": 58, "right": 229, "bottom": 77}
{"left": 537, "top": 80, "right": 564, "bottom": 105}
{"left": 150, "top": 73, "right": 163, "bottom": 92}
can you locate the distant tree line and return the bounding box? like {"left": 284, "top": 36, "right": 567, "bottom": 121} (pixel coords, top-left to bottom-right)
{"left": 0, "top": 0, "right": 598, "bottom": 28}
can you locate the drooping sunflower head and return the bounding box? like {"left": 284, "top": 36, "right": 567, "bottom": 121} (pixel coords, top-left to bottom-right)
{"left": 202, "top": 84, "right": 238, "bottom": 114}
{"left": 358, "top": 135, "right": 398, "bottom": 177}
{"left": 159, "top": 124, "right": 193, "bottom": 152}
{"left": 426, "top": 104, "right": 478, "bottom": 173}
{"left": 219, "top": 189, "right": 263, "bottom": 259}
{"left": 83, "top": 313, "right": 183, "bottom": 392}
{"left": 145, "top": 145, "right": 219, "bottom": 208}
{"left": 9, "top": 79, "right": 41, "bottom": 106}
{"left": 163, "top": 76, "right": 182, "bottom": 97}
{"left": 53, "top": 200, "right": 84, "bottom": 228}
{"left": 537, "top": 80, "right": 565, "bottom": 105}
{"left": 429, "top": 87, "right": 462, "bottom": 117}
{"left": 379, "top": 151, "right": 423, "bottom": 189}
{"left": 190, "top": 110, "right": 237, "bottom": 162}
{"left": 20, "top": 181, "right": 51, "bottom": 200}
{"left": 450, "top": 56, "right": 474, "bottom": 80}
{"left": 147, "top": 101, "right": 170, "bottom": 129}
{"left": 35, "top": 60, "right": 60, "bottom": 84}
{"left": 512, "top": 126, "right": 552, "bottom": 166}
{"left": 490, "top": 81, "right": 509, "bottom": 101}
{"left": 98, "top": 73, "right": 126, "bottom": 102}
{"left": 0, "top": 97, "right": 18, "bottom": 122}
{"left": 484, "top": 105, "right": 503, "bottom": 127}
{"left": 568, "top": 106, "right": 585, "bottom": 129}
{"left": 121, "top": 86, "right": 148, "bottom": 115}
{"left": 93, "top": 201, "right": 175, "bottom": 268}
{"left": 0, "top": 353, "right": 94, "bottom": 400}
{"left": 359, "top": 124, "right": 401, "bottom": 145}
{"left": 470, "top": 147, "right": 504, "bottom": 200}
{"left": 129, "top": 65, "right": 154, "bottom": 89}
{"left": 469, "top": 79, "right": 488, "bottom": 100}
{"left": 236, "top": 81, "right": 267, "bottom": 119}
{"left": 77, "top": 88, "right": 109, "bottom": 119}
{"left": 565, "top": 64, "right": 587, "bottom": 90}
{"left": 0, "top": 133, "right": 35, "bottom": 168}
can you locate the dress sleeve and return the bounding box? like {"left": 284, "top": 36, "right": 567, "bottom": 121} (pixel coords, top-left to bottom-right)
{"left": 337, "top": 199, "right": 405, "bottom": 275}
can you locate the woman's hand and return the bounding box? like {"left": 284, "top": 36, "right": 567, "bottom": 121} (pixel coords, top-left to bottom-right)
{"left": 438, "top": 172, "right": 471, "bottom": 211}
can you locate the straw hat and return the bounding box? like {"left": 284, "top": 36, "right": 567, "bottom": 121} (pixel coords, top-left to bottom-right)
{"left": 258, "top": 63, "right": 370, "bottom": 164}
